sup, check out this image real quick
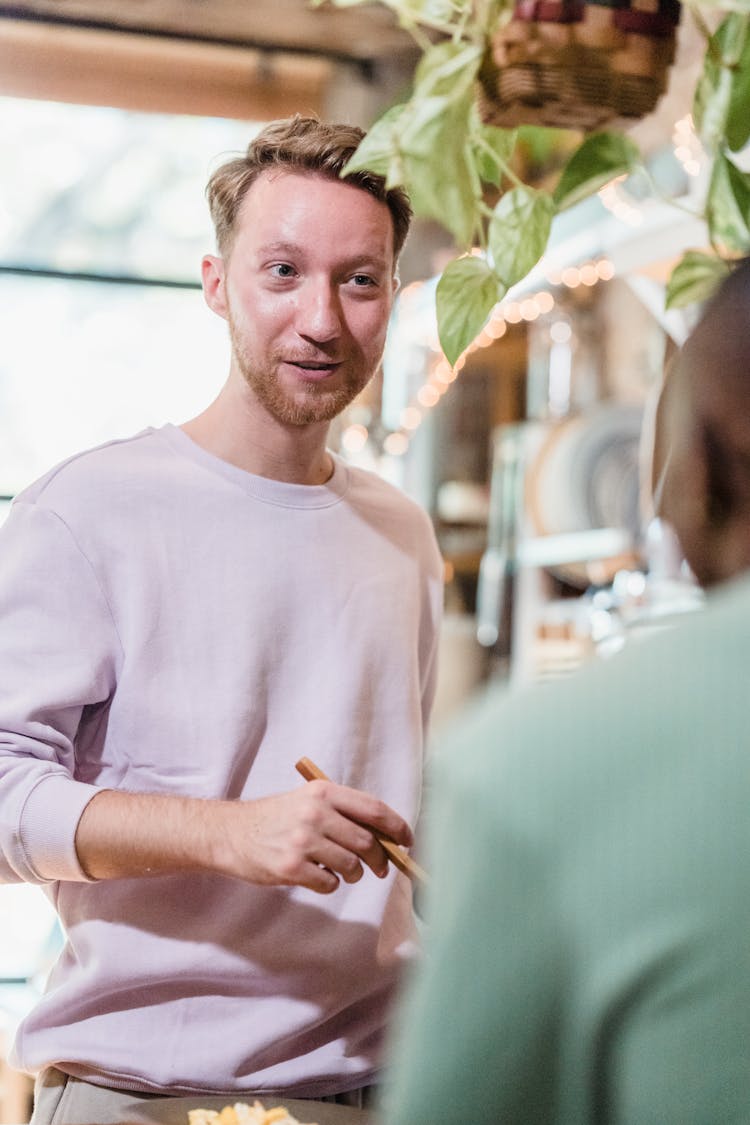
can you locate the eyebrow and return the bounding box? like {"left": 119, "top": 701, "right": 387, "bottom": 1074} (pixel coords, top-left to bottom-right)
{"left": 257, "top": 241, "right": 304, "bottom": 258}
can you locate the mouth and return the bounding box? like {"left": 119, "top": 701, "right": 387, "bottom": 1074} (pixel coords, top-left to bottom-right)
{"left": 284, "top": 359, "right": 342, "bottom": 382}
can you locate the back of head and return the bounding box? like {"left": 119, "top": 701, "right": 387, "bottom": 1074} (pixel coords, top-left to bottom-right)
{"left": 684, "top": 255, "right": 750, "bottom": 384}
{"left": 206, "top": 114, "right": 412, "bottom": 261}
{"left": 657, "top": 256, "right": 750, "bottom": 586}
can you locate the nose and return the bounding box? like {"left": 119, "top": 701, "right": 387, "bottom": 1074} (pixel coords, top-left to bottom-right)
{"left": 296, "top": 280, "right": 342, "bottom": 344}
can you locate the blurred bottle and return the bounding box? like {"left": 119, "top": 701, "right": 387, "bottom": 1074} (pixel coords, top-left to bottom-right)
{"left": 476, "top": 424, "right": 526, "bottom": 666}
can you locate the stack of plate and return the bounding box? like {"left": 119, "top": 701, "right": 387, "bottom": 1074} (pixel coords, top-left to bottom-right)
{"left": 524, "top": 402, "right": 644, "bottom": 584}
{"left": 527, "top": 403, "right": 643, "bottom": 535}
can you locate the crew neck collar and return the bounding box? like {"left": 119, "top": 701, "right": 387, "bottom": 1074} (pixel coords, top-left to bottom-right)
{"left": 157, "top": 423, "right": 349, "bottom": 509}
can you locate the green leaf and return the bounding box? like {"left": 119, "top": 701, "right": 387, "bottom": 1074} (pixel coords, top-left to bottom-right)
{"left": 399, "top": 92, "right": 479, "bottom": 246}
{"left": 344, "top": 93, "right": 479, "bottom": 246}
{"left": 726, "top": 16, "right": 750, "bottom": 150}
{"left": 693, "top": 65, "right": 732, "bottom": 151}
{"left": 553, "top": 132, "right": 641, "bottom": 212}
{"left": 413, "top": 40, "right": 483, "bottom": 100}
{"left": 707, "top": 152, "right": 750, "bottom": 252}
{"left": 470, "top": 104, "right": 518, "bottom": 187}
{"left": 488, "top": 186, "right": 555, "bottom": 288}
{"left": 516, "top": 124, "right": 571, "bottom": 168}
{"left": 716, "top": 9, "right": 750, "bottom": 58}
{"left": 390, "top": 0, "right": 472, "bottom": 27}
{"left": 664, "top": 250, "right": 731, "bottom": 310}
{"left": 693, "top": 15, "right": 746, "bottom": 149}
{"left": 341, "top": 103, "right": 410, "bottom": 182}
{"left": 436, "top": 256, "right": 504, "bottom": 365}
{"left": 476, "top": 0, "right": 508, "bottom": 32}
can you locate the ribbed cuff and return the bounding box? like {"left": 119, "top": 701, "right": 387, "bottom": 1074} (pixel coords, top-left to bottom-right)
{"left": 18, "top": 772, "right": 102, "bottom": 882}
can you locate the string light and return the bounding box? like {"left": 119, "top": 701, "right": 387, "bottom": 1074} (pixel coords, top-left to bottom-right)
{"left": 341, "top": 423, "right": 369, "bottom": 454}
{"left": 417, "top": 383, "right": 441, "bottom": 408}
{"left": 365, "top": 257, "right": 617, "bottom": 460}
{"left": 367, "top": 115, "right": 708, "bottom": 462}
{"left": 672, "top": 115, "right": 705, "bottom": 178}
{"left": 598, "top": 174, "right": 643, "bottom": 227}
{"left": 520, "top": 297, "right": 541, "bottom": 320}
{"left": 550, "top": 319, "right": 572, "bottom": 344}
{"left": 486, "top": 318, "right": 507, "bottom": 339}
{"left": 434, "top": 358, "right": 458, "bottom": 384}
{"left": 400, "top": 405, "right": 422, "bottom": 431}
{"left": 384, "top": 432, "right": 409, "bottom": 456}
{"left": 358, "top": 118, "right": 701, "bottom": 463}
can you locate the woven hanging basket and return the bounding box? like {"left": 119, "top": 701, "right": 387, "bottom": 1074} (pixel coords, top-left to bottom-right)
{"left": 477, "top": 0, "right": 681, "bottom": 130}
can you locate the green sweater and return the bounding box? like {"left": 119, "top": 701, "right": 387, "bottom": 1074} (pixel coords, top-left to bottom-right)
{"left": 386, "top": 574, "right": 750, "bottom": 1124}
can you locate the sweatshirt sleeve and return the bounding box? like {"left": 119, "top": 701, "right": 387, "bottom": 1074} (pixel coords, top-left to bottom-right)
{"left": 0, "top": 500, "right": 120, "bottom": 884}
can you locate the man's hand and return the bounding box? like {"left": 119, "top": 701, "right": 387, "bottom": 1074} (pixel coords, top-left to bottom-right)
{"left": 75, "top": 781, "right": 413, "bottom": 894}
{"left": 217, "top": 779, "right": 413, "bottom": 893}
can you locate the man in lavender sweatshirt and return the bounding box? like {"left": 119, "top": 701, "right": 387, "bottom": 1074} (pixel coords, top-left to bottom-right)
{"left": 0, "top": 116, "right": 444, "bottom": 1123}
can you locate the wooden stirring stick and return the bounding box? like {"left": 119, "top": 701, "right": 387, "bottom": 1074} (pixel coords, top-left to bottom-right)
{"left": 295, "top": 756, "right": 429, "bottom": 887}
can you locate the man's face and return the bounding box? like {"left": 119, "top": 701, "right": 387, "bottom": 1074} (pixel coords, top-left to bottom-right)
{"left": 203, "top": 170, "right": 397, "bottom": 427}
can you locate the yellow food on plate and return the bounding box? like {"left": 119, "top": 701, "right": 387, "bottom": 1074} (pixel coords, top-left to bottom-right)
{"left": 188, "top": 1101, "right": 318, "bottom": 1125}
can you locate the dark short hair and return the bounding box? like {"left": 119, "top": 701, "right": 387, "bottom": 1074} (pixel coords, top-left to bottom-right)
{"left": 206, "top": 115, "right": 412, "bottom": 263}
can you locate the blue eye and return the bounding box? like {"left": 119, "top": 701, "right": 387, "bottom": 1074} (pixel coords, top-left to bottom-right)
{"left": 352, "top": 274, "right": 375, "bottom": 287}
{"left": 271, "top": 263, "right": 296, "bottom": 278}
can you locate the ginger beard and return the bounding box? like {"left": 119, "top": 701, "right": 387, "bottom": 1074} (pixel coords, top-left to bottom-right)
{"left": 226, "top": 300, "right": 380, "bottom": 427}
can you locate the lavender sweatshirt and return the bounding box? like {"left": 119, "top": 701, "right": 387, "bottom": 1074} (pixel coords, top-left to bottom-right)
{"left": 0, "top": 424, "right": 443, "bottom": 1096}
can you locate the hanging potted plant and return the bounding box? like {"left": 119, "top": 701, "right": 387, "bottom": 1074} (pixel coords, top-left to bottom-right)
{"left": 319, "top": 0, "right": 750, "bottom": 365}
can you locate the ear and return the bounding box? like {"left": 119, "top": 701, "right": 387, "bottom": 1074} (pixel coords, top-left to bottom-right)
{"left": 202, "top": 254, "right": 227, "bottom": 320}
{"left": 660, "top": 420, "right": 748, "bottom": 588}
{"left": 698, "top": 423, "right": 750, "bottom": 584}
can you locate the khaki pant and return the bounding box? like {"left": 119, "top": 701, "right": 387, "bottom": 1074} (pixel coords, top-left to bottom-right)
{"left": 30, "top": 1068, "right": 374, "bottom": 1125}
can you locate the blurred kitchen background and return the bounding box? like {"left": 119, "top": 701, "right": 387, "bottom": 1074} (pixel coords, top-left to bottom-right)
{"left": 0, "top": 1, "right": 720, "bottom": 1116}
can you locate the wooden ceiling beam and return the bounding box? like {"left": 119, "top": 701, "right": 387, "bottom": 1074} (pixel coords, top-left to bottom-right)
{"left": 0, "top": 18, "right": 334, "bottom": 119}
{"left": 0, "top": 1, "right": 418, "bottom": 63}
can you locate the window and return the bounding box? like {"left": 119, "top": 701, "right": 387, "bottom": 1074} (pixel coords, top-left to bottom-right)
{"left": 0, "top": 96, "right": 260, "bottom": 516}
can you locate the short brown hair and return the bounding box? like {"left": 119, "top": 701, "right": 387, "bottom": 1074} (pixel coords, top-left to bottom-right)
{"left": 206, "top": 115, "right": 412, "bottom": 263}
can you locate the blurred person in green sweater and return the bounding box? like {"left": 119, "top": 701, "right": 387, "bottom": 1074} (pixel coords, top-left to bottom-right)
{"left": 383, "top": 257, "right": 750, "bottom": 1125}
